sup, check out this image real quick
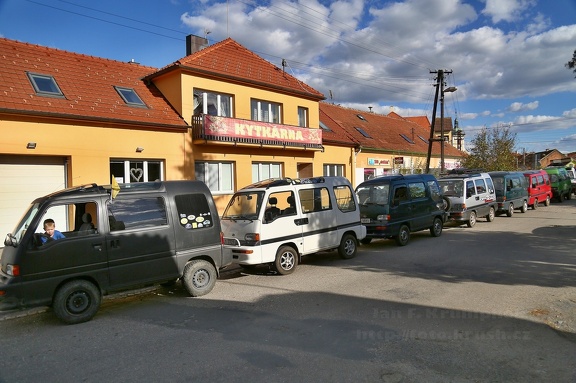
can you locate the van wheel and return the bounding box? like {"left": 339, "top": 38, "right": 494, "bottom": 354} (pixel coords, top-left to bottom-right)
{"left": 532, "top": 199, "right": 538, "bottom": 210}
{"left": 274, "top": 246, "right": 298, "bottom": 275}
{"left": 467, "top": 212, "right": 477, "bottom": 227}
{"left": 395, "top": 225, "right": 410, "bottom": 246}
{"left": 545, "top": 196, "right": 551, "bottom": 206}
{"left": 486, "top": 207, "right": 495, "bottom": 222}
{"left": 567, "top": 192, "right": 572, "bottom": 200}
{"left": 338, "top": 234, "right": 358, "bottom": 259}
{"left": 360, "top": 238, "right": 372, "bottom": 245}
{"left": 53, "top": 280, "right": 101, "bottom": 324}
{"left": 520, "top": 200, "right": 528, "bottom": 213}
{"left": 506, "top": 204, "right": 514, "bottom": 217}
{"left": 182, "top": 260, "right": 217, "bottom": 297}
{"left": 430, "top": 217, "right": 443, "bottom": 237}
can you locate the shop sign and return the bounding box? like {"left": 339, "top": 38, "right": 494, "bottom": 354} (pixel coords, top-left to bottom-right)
{"left": 394, "top": 157, "right": 404, "bottom": 165}
{"left": 204, "top": 115, "right": 322, "bottom": 145}
{"left": 368, "top": 158, "right": 390, "bottom": 166}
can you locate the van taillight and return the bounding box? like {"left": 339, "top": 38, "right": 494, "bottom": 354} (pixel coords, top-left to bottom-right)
{"left": 220, "top": 232, "right": 224, "bottom": 245}
{"left": 7, "top": 264, "right": 20, "bottom": 276}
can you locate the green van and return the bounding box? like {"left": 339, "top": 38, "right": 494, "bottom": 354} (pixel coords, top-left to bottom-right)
{"left": 545, "top": 166, "right": 572, "bottom": 202}
{"left": 488, "top": 171, "right": 529, "bottom": 216}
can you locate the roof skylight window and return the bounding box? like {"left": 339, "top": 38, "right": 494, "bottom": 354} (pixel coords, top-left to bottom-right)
{"left": 400, "top": 134, "right": 415, "bottom": 144}
{"left": 418, "top": 135, "right": 429, "bottom": 144}
{"left": 355, "top": 127, "right": 372, "bottom": 138}
{"left": 27, "top": 72, "right": 64, "bottom": 97}
{"left": 115, "top": 86, "right": 146, "bottom": 107}
{"left": 356, "top": 114, "right": 367, "bottom": 121}
{"left": 319, "top": 121, "right": 332, "bottom": 132}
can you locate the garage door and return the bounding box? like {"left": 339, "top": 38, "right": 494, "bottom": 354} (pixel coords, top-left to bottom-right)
{"left": 0, "top": 156, "right": 67, "bottom": 243}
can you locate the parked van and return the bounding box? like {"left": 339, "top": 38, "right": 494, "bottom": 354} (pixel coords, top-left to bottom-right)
{"left": 523, "top": 169, "right": 552, "bottom": 209}
{"left": 545, "top": 166, "right": 572, "bottom": 202}
{"left": 488, "top": 171, "right": 529, "bottom": 216}
{"left": 438, "top": 170, "right": 498, "bottom": 228}
{"left": 565, "top": 165, "right": 576, "bottom": 196}
{"left": 221, "top": 177, "right": 366, "bottom": 275}
{"left": 355, "top": 174, "right": 447, "bottom": 246}
{"left": 1, "top": 181, "right": 231, "bottom": 324}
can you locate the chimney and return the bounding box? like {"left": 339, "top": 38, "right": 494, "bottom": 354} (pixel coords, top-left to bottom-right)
{"left": 186, "top": 35, "right": 208, "bottom": 56}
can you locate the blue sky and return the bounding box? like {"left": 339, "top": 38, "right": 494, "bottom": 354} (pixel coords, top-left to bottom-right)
{"left": 1, "top": 0, "right": 576, "bottom": 154}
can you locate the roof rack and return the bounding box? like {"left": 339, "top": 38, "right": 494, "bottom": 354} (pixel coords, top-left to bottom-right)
{"left": 448, "top": 168, "right": 485, "bottom": 174}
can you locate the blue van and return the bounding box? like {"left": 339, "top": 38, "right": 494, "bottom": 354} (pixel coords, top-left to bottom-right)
{"left": 488, "top": 171, "right": 529, "bottom": 216}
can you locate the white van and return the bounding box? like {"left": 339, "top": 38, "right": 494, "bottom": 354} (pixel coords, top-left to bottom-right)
{"left": 438, "top": 170, "right": 498, "bottom": 227}
{"left": 221, "top": 177, "right": 366, "bottom": 274}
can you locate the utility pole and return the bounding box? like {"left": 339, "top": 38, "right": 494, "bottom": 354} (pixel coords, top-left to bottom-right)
{"left": 425, "top": 69, "right": 455, "bottom": 174}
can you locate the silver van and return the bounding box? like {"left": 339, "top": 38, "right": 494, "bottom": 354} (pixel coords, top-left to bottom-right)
{"left": 439, "top": 170, "right": 498, "bottom": 227}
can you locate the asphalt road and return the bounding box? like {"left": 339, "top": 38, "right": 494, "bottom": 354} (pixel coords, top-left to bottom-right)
{"left": 1, "top": 198, "right": 576, "bottom": 382}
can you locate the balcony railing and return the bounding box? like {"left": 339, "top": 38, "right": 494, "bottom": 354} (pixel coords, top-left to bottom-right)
{"left": 191, "top": 115, "right": 323, "bottom": 150}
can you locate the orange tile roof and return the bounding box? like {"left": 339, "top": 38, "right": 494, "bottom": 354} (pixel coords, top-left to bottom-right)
{"left": 0, "top": 38, "right": 186, "bottom": 128}
{"left": 148, "top": 38, "right": 325, "bottom": 100}
{"left": 320, "top": 102, "right": 464, "bottom": 157}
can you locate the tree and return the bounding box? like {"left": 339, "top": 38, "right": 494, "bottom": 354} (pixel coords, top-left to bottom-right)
{"left": 566, "top": 49, "right": 576, "bottom": 77}
{"left": 460, "top": 125, "right": 517, "bottom": 171}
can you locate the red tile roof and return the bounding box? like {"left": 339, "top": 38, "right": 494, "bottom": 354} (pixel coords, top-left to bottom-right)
{"left": 148, "top": 38, "right": 325, "bottom": 101}
{"left": 0, "top": 38, "right": 186, "bottom": 128}
{"left": 320, "top": 102, "right": 464, "bottom": 157}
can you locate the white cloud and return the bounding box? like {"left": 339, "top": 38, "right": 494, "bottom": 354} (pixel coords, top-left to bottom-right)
{"left": 508, "top": 101, "right": 538, "bottom": 112}
{"left": 481, "top": 0, "right": 536, "bottom": 24}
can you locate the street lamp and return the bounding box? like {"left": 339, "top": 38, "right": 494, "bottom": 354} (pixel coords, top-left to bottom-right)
{"left": 440, "top": 86, "right": 457, "bottom": 173}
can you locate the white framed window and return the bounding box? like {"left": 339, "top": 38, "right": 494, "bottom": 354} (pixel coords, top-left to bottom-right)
{"left": 298, "top": 106, "right": 308, "bottom": 127}
{"left": 252, "top": 163, "right": 282, "bottom": 183}
{"left": 193, "top": 90, "right": 233, "bottom": 117}
{"left": 195, "top": 161, "right": 234, "bottom": 194}
{"left": 251, "top": 99, "right": 281, "bottom": 123}
{"left": 323, "top": 164, "right": 344, "bottom": 177}
{"left": 110, "top": 160, "right": 164, "bottom": 183}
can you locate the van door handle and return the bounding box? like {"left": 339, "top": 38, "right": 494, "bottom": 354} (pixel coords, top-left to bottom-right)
{"left": 92, "top": 244, "right": 103, "bottom": 251}
{"left": 475, "top": 196, "right": 480, "bottom": 200}
{"left": 294, "top": 218, "right": 309, "bottom": 226}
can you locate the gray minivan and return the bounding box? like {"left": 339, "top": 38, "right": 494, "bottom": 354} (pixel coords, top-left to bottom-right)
{"left": 355, "top": 174, "right": 447, "bottom": 246}
{"left": 0, "top": 181, "right": 231, "bottom": 324}
{"left": 488, "top": 171, "right": 529, "bottom": 216}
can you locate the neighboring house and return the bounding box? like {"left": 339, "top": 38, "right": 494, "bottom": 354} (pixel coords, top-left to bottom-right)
{"left": 0, "top": 37, "right": 188, "bottom": 236}
{"left": 320, "top": 103, "right": 465, "bottom": 186}
{"left": 519, "top": 149, "right": 565, "bottom": 169}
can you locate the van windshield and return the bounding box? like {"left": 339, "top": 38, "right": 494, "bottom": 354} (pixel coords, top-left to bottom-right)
{"left": 439, "top": 180, "right": 464, "bottom": 197}
{"left": 222, "top": 191, "right": 264, "bottom": 220}
{"left": 356, "top": 184, "right": 389, "bottom": 205}
{"left": 5, "top": 202, "right": 41, "bottom": 246}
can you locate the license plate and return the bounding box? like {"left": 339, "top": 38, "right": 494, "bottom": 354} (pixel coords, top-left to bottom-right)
{"left": 361, "top": 218, "right": 371, "bottom": 224}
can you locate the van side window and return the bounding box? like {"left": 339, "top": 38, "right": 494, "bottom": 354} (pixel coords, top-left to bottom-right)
{"left": 475, "top": 179, "right": 487, "bottom": 194}
{"left": 107, "top": 197, "right": 167, "bottom": 231}
{"left": 333, "top": 185, "right": 356, "bottom": 212}
{"left": 32, "top": 201, "right": 99, "bottom": 246}
{"left": 174, "top": 194, "right": 214, "bottom": 229}
{"left": 408, "top": 182, "right": 426, "bottom": 199}
{"left": 393, "top": 186, "right": 408, "bottom": 203}
{"left": 299, "top": 187, "right": 331, "bottom": 213}
{"left": 466, "top": 181, "right": 475, "bottom": 196}
{"left": 537, "top": 175, "right": 544, "bottom": 185}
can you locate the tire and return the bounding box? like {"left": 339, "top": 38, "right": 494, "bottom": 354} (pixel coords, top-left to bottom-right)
{"left": 274, "top": 246, "right": 298, "bottom": 275}
{"left": 557, "top": 194, "right": 563, "bottom": 203}
{"left": 506, "top": 203, "right": 514, "bottom": 217}
{"left": 532, "top": 198, "right": 538, "bottom": 210}
{"left": 520, "top": 200, "right": 528, "bottom": 213}
{"left": 395, "top": 224, "right": 410, "bottom": 246}
{"left": 338, "top": 233, "right": 358, "bottom": 259}
{"left": 567, "top": 192, "right": 572, "bottom": 200}
{"left": 442, "top": 196, "right": 451, "bottom": 212}
{"left": 430, "top": 217, "right": 443, "bottom": 237}
{"left": 53, "top": 280, "right": 101, "bottom": 324}
{"left": 182, "top": 259, "right": 217, "bottom": 297}
{"left": 545, "top": 196, "right": 551, "bottom": 206}
{"left": 360, "top": 238, "right": 372, "bottom": 245}
{"left": 467, "top": 211, "right": 477, "bottom": 228}
{"left": 486, "top": 207, "right": 495, "bottom": 222}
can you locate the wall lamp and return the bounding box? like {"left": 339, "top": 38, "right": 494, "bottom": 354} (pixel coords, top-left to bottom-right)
{"left": 26, "top": 142, "right": 37, "bottom": 149}
{"left": 136, "top": 147, "right": 144, "bottom": 153}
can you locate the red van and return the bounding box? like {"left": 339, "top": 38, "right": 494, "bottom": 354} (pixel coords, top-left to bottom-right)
{"left": 523, "top": 170, "right": 553, "bottom": 209}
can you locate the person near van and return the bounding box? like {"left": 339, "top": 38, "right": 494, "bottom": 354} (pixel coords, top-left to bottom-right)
{"left": 41, "top": 218, "right": 65, "bottom": 243}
